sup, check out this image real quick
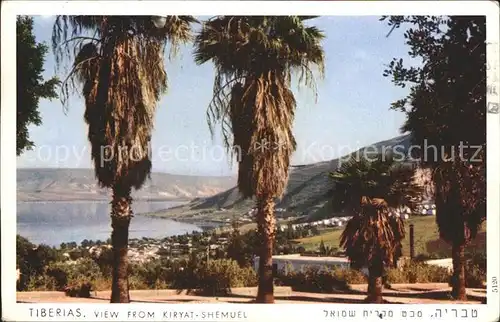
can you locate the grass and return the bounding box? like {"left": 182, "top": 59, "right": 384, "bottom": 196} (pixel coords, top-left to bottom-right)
{"left": 294, "top": 216, "right": 486, "bottom": 258}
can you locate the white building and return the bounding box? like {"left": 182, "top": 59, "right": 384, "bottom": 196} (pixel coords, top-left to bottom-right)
{"left": 424, "top": 258, "right": 453, "bottom": 272}
{"left": 253, "top": 254, "right": 452, "bottom": 276}
{"left": 253, "top": 254, "right": 368, "bottom": 275}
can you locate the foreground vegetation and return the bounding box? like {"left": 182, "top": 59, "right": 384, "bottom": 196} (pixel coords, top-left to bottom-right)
{"left": 17, "top": 230, "right": 486, "bottom": 299}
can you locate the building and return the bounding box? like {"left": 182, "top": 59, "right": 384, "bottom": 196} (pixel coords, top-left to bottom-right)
{"left": 253, "top": 254, "right": 368, "bottom": 275}
{"left": 254, "top": 254, "right": 453, "bottom": 276}
{"left": 424, "top": 258, "right": 453, "bottom": 272}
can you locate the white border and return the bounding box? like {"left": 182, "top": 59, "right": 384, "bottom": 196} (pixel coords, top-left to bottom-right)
{"left": 2, "top": 1, "right": 499, "bottom": 322}
{"left": 486, "top": 4, "right": 500, "bottom": 321}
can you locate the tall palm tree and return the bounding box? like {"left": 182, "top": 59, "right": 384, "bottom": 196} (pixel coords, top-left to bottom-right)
{"left": 194, "top": 16, "right": 324, "bottom": 303}
{"left": 330, "top": 156, "right": 422, "bottom": 303}
{"left": 52, "top": 15, "right": 196, "bottom": 303}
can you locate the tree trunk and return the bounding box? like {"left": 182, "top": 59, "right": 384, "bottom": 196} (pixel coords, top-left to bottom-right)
{"left": 110, "top": 186, "right": 132, "bottom": 303}
{"left": 451, "top": 243, "right": 467, "bottom": 300}
{"left": 366, "top": 262, "right": 384, "bottom": 303}
{"left": 256, "top": 197, "right": 276, "bottom": 303}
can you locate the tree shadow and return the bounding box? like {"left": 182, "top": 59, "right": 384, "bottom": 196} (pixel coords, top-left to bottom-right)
{"left": 339, "top": 286, "right": 485, "bottom": 302}
{"left": 225, "top": 296, "right": 403, "bottom": 304}
{"left": 131, "top": 299, "right": 205, "bottom": 303}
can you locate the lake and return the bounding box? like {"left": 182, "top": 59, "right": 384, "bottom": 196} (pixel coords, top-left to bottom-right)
{"left": 17, "top": 201, "right": 201, "bottom": 246}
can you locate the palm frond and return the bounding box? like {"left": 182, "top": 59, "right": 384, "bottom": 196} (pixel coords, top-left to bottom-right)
{"left": 330, "top": 155, "right": 423, "bottom": 212}
{"left": 340, "top": 202, "right": 404, "bottom": 268}
{"left": 53, "top": 15, "right": 196, "bottom": 109}
{"left": 53, "top": 15, "right": 196, "bottom": 189}
{"left": 194, "top": 16, "right": 325, "bottom": 154}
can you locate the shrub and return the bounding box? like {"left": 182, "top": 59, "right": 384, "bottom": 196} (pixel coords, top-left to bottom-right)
{"left": 128, "top": 275, "right": 149, "bottom": 290}
{"left": 65, "top": 282, "right": 92, "bottom": 298}
{"left": 276, "top": 266, "right": 361, "bottom": 293}
{"left": 445, "top": 253, "right": 486, "bottom": 289}
{"left": 335, "top": 268, "right": 367, "bottom": 284}
{"left": 464, "top": 252, "right": 486, "bottom": 288}
{"left": 25, "top": 274, "right": 58, "bottom": 291}
{"left": 464, "top": 264, "right": 485, "bottom": 288}
{"left": 194, "top": 259, "right": 257, "bottom": 295}
{"left": 385, "top": 268, "right": 407, "bottom": 284}
{"left": 46, "top": 257, "right": 103, "bottom": 292}
{"left": 130, "top": 260, "right": 168, "bottom": 289}
{"left": 92, "top": 277, "right": 112, "bottom": 291}
{"left": 386, "top": 261, "right": 450, "bottom": 284}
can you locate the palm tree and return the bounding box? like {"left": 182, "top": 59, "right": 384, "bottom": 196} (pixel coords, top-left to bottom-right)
{"left": 52, "top": 15, "right": 196, "bottom": 303}
{"left": 384, "top": 16, "right": 486, "bottom": 301}
{"left": 433, "top": 156, "right": 485, "bottom": 300}
{"left": 330, "top": 156, "right": 422, "bottom": 303}
{"left": 193, "top": 16, "right": 324, "bottom": 303}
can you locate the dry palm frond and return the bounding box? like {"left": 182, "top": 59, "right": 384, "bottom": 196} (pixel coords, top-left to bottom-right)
{"left": 194, "top": 16, "right": 325, "bottom": 160}
{"left": 340, "top": 200, "right": 405, "bottom": 268}
{"left": 84, "top": 36, "right": 159, "bottom": 189}
{"left": 53, "top": 16, "right": 197, "bottom": 189}
{"left": 332, "top": 156, "right": 418, "bottom": 267}
{"left": 194, "top": 16, "right": 324, "bottom": 200}
{"left": 330, "top": 155, "right": 423, "bottom": 213}
{"left": 235, "top": 71, "right": 297, "bottom": 199}
{"left": 53, "top": 15, "right": 197, "bottom": 110}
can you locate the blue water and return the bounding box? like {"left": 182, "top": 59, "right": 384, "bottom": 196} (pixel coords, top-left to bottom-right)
{"left": 17, "top": 201, "right": 200, "bottom": 246}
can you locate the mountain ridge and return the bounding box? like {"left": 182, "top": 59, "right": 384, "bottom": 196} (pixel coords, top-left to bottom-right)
{"left": 146, "top": 133, "right": 415, "bottom": 223}
{"left": 17, "top": 168, "right": 237, "bottom": 202}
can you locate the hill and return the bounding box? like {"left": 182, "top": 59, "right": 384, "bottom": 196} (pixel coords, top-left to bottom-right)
{"left": 147, "top": 134, "right": 414, "bottom": 223}
{"left": 17, "top": 168, "right": 236, "bottom": 202}
{"left": 294, "top": 216, "right": 486, "bottom": 257}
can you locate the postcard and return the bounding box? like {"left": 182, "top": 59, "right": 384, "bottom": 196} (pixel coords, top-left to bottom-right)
{"left": 1, "top": 1, "right": 499, "bottom": 321}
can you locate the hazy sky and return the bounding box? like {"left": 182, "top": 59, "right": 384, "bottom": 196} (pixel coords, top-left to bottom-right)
{"left": 17, "top": 15, "right": 413, "bottom": 176}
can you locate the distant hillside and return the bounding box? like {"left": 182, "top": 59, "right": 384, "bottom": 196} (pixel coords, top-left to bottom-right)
{"left": 17, "top": 168, "right": 236, "bottom": 202}
{"left": 149, "top": 134, "right": 414, "bottom": 223}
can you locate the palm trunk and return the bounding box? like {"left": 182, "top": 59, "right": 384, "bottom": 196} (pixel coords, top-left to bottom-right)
{"left": 256, "top": 197, "right": 276, "bottom": 303}
{"left": 110, "top": 186, "right": 132, "bottom": 303}
{"left": 451, "top": 243, "right": 467, "bottom": 300}
{"left": 366, "top": 262, "right": 384, "bottom": 303}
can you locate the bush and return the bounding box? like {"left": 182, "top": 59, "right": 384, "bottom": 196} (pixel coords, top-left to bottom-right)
{"left": 17, "top": 236, "right": 63, "bottom": 290}
{"left": 194, "top": 259, "right": 257, "bottom": 295}
{"left": 92, "top": 277, "right": 112, "bottom": 291}
{"left": 65, "top": 282, "right": 92, "bottom": 298}
{"left": 24, "top": 274, "right": 58, "bottom": 291}
{"left": 334, "top": 268, "right": 368, "bottom": 284}
{"left": 386, "top": 261, "right": 450, "bottom": 284}
{"left": 464, "top": 264, "right": 485, "bottom": 288}
{"left": 46, "top": 257, "right": 103, "bottom": 292}
{"left": 128, "top": 275, "right": 149, "bottom": 290}
{"left": 276, "top": 266, "right": 363, "bottom": 293}
{"left": 464, "top": 252, "right": 486, "bottom": 288}
{"left": 130, "top": 259, "right": 173, "bottom": 289}
{"left": 445, "top": 253, "right": 486, "bottom": 289}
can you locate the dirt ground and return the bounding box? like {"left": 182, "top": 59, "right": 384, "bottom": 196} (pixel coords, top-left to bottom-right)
{"left": 17, "top": 283, "right": 486, "bottom": 304}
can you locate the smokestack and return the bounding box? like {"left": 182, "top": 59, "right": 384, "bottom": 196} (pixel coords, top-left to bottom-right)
{"left": 409, "top": 224, "right": 415, "bottom": 259}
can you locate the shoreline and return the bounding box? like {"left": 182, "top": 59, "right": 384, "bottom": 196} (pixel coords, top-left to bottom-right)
{"left": 138, "top": 212, "right": 221, "bottom": 230}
